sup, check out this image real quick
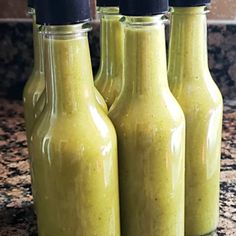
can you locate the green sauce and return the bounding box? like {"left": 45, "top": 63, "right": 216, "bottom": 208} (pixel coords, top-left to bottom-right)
{"left": 168, "top": 7, "right": 223, "bottom": 235}
{"left": 109, "top": 16, "right": 185, "bottom": 236}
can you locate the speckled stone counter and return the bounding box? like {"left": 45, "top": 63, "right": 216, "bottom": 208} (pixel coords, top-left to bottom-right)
{"left": 0, "top": 98, "right": 236, "bottom": 235}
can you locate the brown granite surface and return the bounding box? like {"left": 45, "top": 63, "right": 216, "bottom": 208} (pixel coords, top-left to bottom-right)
{"left": 0, "top": 98, "right": 235, "bottom": 235}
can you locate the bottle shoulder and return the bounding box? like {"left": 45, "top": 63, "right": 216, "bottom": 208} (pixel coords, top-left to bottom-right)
{"left": 109, "top": 91, "right": 185, "bottom": 132}
{"left": 170, "top": 79, "right": 223, "bottom": 110}
{"left": 169, "top": 72, "right": 223, "bottom": 105}
{"left": 23, "top": 71, "right": 45, "bottom": 99}
{"left": 95, "top": 72, "right": 123, "bottom": 91}
{"left": 32, "top": 106, "right": 117, "bottom": 144}
{"left": 30, "top": 114, "right": 117, "bottom": 163}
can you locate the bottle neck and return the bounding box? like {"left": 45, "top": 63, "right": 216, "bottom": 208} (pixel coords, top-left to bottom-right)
{"left": 31, "top": 11, "right": 40, "bottom": 72}
{"left": 122, "top": 15, "right": 169, "bottom": 96}
{"left": 168, "top": 7, "right": 209, "bottom": 79}
{"left": 98, "top": 7, "right": 123, "bottom": 78}
{"left": 43, "top": 24, "right": 95, "bottom": 115}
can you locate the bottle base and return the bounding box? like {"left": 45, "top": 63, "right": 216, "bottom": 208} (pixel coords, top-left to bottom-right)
{"left": 186, "top": 229, "right": 217, "bottom": 236}
{"left": 201, "top": 229, "right": 217, "bottom": 236}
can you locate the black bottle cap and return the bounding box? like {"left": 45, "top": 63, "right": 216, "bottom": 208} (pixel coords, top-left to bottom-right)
{"left": 35, "top": 0, "right": 90, "bottom": 25}
{"left": 97, "top": 0, "right": 119, "bottom": 7}
{"left": 120, "top": 0, "right": 168, "bottom": 16}
{"left": 28, "top": 0, "right": 34, "bottom": 8}
{"left": 169, "top": 0, "right": 211, "bottom": 7}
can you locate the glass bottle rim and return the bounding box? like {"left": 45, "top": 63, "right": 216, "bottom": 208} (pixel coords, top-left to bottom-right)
{"left": 121, "top": 14, "right": 168, "bottom": 27}
{"left": 40, "top": 22, "right": 92, "bottom": 36}
{"left": 28, "top": 7, "right": 35, "bottom": 16}
{"left": 97, "top": 6, "right": 120, "bottom": 15}
{"left": 170, "top": 6, "right": 210, "bottom": 15}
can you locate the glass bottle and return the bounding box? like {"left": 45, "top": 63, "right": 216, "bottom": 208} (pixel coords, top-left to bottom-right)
{"left": 23, "top": 7, "right": 45, "bottom": 141}
{"left": 168, "top": 6, "right": 223, "bottom": 236}
{"left": 109, "top": 15, "right": 185, "bottom": 235}
{"left": 31, "top": 23, "right": 120, "bottom": 235}
{"left": 95, "top": 6, "right": 124, "bottom": 109}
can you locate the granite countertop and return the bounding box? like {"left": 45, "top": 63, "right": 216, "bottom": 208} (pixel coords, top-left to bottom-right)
{"left": 0, "top": 98, "right": 235, "bottom": 236}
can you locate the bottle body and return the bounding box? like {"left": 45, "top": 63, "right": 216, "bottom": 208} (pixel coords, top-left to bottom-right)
{"left": 168, "top": 7, "right": 223, "bottom": 235}
{"left": 95, "top": 7, "right": 123, "bottom": 108}
{"left": 109, "top": 17, "right": 185, "bottom": 236}
{"left": 23, "top": 11, "right": 45, "bottom": 141}
{"left": 31, "top": 25, "right": 120, "bottom": 236}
